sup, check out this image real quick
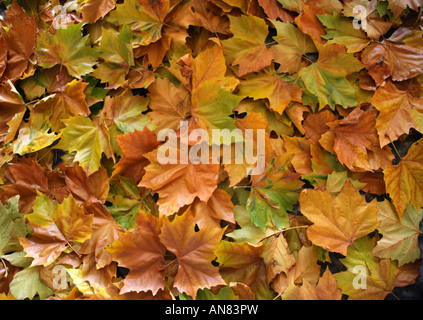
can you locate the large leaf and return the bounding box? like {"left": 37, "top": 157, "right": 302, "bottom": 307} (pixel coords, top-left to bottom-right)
{"left": 159, "top": 212, "right": 226, "bottom": 299}
{"left": 299, "top": 44, "right": 364, "bottom": 109}
{"left": 299, "top": 182, "right": 379, "bottom": 255}
{"left": 36, "top": 23, "right": 100, "bottom": 78}
{"left": 373, "top": 201, "right": 422, "bottom": 266}
{"left": 55, "top": 116, "right": 114, "bottom": 174}
{"left": 19, "top": 193, "right": 93, "bottom": 266}
{"left": 384, "top": 139, "right": 423, "bottom": 217}
{"left": 222, "top": 14, "right": 274, "bottom": 76}
{"left": 334, "top": 236, "right": 420, "bottom": 300}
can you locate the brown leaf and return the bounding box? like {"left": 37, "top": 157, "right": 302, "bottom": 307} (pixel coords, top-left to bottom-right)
{"left": 61, "top": 163, "right": 109, "bottom": 204}
{"left": 81, "top": 0, "right": 116, "bottom": 24}
{"left": 113, "top": 127, "right": 160, "bottom": 184}
{"left": 159, "top": 212, "right": 226, "bottom": 298}
{"left": 187, "top": 188, "right": 235, "bottom": 229}
{"left": 107, "top": 211, "right": 167, "bottom": 295}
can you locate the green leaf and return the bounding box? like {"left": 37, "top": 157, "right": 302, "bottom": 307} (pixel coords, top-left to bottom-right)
{"left": 55, "top": 116, "right": 114, "bottom": 173}
{"left": 0, "top": 196, "right": 28, "bottom": 256}
{"left": 13, "top": 111, "right": 60, "bottom": 156}
{"left": 227, "top": 206, "right": 280, "bottom": 243}
{"left": 247, "top": 179, "right": 302, "bottom": 230}
{"left": 191, "top": 81, "right": 243, "bottom": 141}
{"left": 373, "top": 201, "right": 422, "bottom": 266}
{"left": 9, "top": 267, "right": 53, "bottom": 300}
{"left": 91, "top": 25, "right": 134, "bottom": 89}
{"left": 107, "top": 0, "right": 169, "bottom": 46}
{"left": 299, "top": 44, "right": 364, "bottom": 110}
{"left": 334, "top": 236, "right": 419, "bottom": 300}
{"left": 222, "top": 14, "right": 274, "bottom": 76}
{"left": 36, "top": 23, "right": 100, "bottom": 78}
{"left": 317, "top": 13, "right": 371, "bottom": 53}
{"left": 100, "top": 91, "right": 153, "bottom": 134}
{"left": 270, "top": 20, "right": 316, "bottom": 74}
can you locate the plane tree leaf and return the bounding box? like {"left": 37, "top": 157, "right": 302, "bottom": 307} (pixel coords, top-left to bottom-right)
{"left": 222, "top": 14, "right": 274, "bottom": 76}
{"left": 19, "top": 193, "right": 93, "bottom": 267}
{"left": 373, "top": 201, "right": 422, "bottom": 266}
{"left": 36, "top": 23, "right": 100, "bottom": 78}
{"left": 299, "top": 182, "right": 379, "bottom": 255}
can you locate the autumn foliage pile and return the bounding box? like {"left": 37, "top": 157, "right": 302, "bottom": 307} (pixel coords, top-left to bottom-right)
{"left": 0, "top": 0, "right": 423, "bottom": 301}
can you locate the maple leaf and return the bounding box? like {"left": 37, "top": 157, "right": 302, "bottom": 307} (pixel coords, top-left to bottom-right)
{"left": 317, "top": 13, "right": 371, "bottom": 53}
{"left": 160, "top": 212, "right": 226, "bottom": 298}
{"left": 32, "top": 79, "right": 91, "bottom": 132}
{"left": 100, "top": 91, "right": 153, "bottom": 135}
{"left": 361, "top": 28, "right": 423, "bottom": 85}
{"left": 373, "top": 200, "right": 422, "bottom": 266}
{"left": 342, "top": 0, "right": 393, "bottom": 40}
{"left": 215, "top": 240, "right": 275, "bottom": 300}
{"left": 0, "top": 83, "right": 26, "bottom": 144}
{"left": 262, "top": 235, "right": 295, "bottom": 283}
{"left": 36, "top": 23, "right": 100, "bottom": 78}
{"left": 113, "top": 127, "right": 161, "bottom": 184}
{"left": 281, "top": 269, "right": 342, "bottom": 300}
{"left": 223, "top": 112, "right": 272, "bottom": 186}
{"left": 258, "top": 0, "right": 294, "bottom": 21}
{"left": 282, "top": 136, "right": 312, "bottom": 176}
{"left": 12, "top": 110, "right": 60, "bottom": 157}
{"left": 81, "top": 0, "right": 116, "bottom": 24}
{"left": 222, "top": 14, "right": 274, "bottom": 76}
{"left": 1, "top": 160, "right": 67, "bottom": 213}
{"left": 314, "top": 269, "right": 342, "bottom": 300}
{"left": 299, "top": 44, "right": 364, "bottom": 110}
{"left": 303, "top": 109, "right": 337, "bottom": 146}
{"left": 107, "top": 176, "right": 157, "bottom": 229}
{"left": 190, "top": 43, "right": 227, "bottom": 91}
{"left": 19, "top": 193, "right": 93, "bottom": 267}
{"left": 0, "top": 0, "right": 37, "bottom": 82}
{"left": 187, "top": 188, "right": 235, "bottom": 229}
{"left": 226, "top": 205, "right": 281, "bottom": 244}
{"left": 79, "top": 203, "right": 124, "bottom": 268}
{"left": 54, "top": 115, "right": 115, "bottom": 174}
{"left": 190, "top": 81, "right": 242, "bottom": 136}
{"left": 147, "top": 77, "right": 191, "bottom": 133}
{"left": 61, "top": 163, "right": 109, "bottom": 204}
{"left": 107, "top": 0, "right": 174, "bottom": 46}
{"left": 247, "top": 173, "right": 303, "bottom": 230}
{"left": 139, "top": 147, "right": 219, "bottom": 216}
{"left": 384, "top": 139, "right": 423, "bottom": 217}
{"left": 188, "top": 0, "right": 230, "bottom": 36}
{"left": 277, "top": 0, "right": 302, "bottom": 12}
{"left": 372, "top": 81, "right": 423, "bottom": 148}
{"left": 334, "top": 236, "right": 420, "bottom": 300}
{"left": 91, "top": 26, "right": 135, "bottom": 89}
{"left": 236, "top": 68, "right": 303, "bottom": 115}
{"left": 107, "top": 210, "right": 166, "bottom": 295}
{"left": 294, "top": 3, "right": 326, "bottom": 43}
{"left": 387, "top": 0, "right": 422, "bottom": 18}
{"left": 299, "top": 181, "right": 379, "bottom": 255}
{"left": 321, "top": 106, "right": 394, "bottom": 172}
{"left": 9, "top": 266, "right": 53, "bottom": 300}
{"left": 269, "top": 20, "right": 316, "bottom": 74}
{"left": 79, "top": 253, "right": 117, "bottom": 290}
{"left": 271, "top": 245, "right": 321, "bottom": 295}
{"left": 0, "top": 196, "right": 28, "bottom": 256}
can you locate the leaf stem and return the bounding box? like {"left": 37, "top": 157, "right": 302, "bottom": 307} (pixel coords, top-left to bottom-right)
{"left": 0, "top": 258, "right": 8, "bottom": 278}
{"left": 351, "top": 242, "right": 372, "bottom": 276}
{"left": 260, "top": 226, "right": 308, "bottom": 241}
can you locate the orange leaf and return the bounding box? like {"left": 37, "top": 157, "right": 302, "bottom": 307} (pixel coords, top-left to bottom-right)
{"left": 299, "top": 182, "right": 379, "bottom": 255}
{"left": 159, "top": 212, "right": 226, "bottom": 298}
{"left": 107, "top": 211, "right": 167, "bottom": 295}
